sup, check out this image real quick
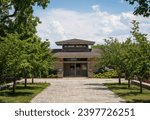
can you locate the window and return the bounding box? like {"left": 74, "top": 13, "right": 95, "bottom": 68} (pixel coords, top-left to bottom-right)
{"left": 63, "top": 45, "right": 75, "bottom": 48}
{"left": 64, "top": 58, "right": 87, "bottom": 61}
{"left": 63, "top": 44, "right": 87, "bottom": 48}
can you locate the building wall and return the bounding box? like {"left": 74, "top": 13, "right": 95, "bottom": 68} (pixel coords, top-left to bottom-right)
{"left": 87, "top": 58, "right": 99, "bottom": 77}
{"left": 54, "top": 58, "right": 99, "bottom": 78}
{"left": 54, "top": 58, "right": 63, "bottom": 78}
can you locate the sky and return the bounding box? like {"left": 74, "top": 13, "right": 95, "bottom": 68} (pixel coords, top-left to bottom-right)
{"left": 34, "top": 0, "right": 150, "bottom": 48}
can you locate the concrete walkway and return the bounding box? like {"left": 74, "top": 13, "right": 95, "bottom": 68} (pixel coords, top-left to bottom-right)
{"left": 31, "top": 78, "right": 125, "bottom": 103}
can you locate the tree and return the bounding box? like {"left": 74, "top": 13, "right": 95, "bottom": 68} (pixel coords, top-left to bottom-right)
{"left": 18, "top": 36, "right": 53, "bottom": 87}
{"left": 0, "top": 0, "right": 53, "bottom": 92}
{"left": 0, "top": 34, "right": 53, "bottom": 91}
{"left": 99, "top": 38, "right": 126, "bottom": 84}
{"left": 97, "top": 20, "right": 150, "bottom": 93}
{"left": 27, "top": 37, "right": 53, "bottom": 83}
{"left": 122, "top": 38, "right": 138, "bottom": 88}
{"left": 0, "top": 33, "right": 26, "bottom": 93}
{"left": 130, "top": 20, "right": 150, "bottom": 93}
{"left": 0, "top": 0, "right": 50, "bottom": 36}
{"left": 125, "top": 0, "right": 150, "bottom": 17}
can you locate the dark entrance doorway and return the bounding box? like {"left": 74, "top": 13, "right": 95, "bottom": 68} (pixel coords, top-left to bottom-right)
{"left": 63, "top": 63, "right": 87, "bottom": 77}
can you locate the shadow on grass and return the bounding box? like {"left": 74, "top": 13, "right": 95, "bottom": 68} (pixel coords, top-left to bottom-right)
{"left": 105, "top": 83, "right": 150, "bottom": 103}
{"left": 16, "top": 85, "right": 42, "bottom": 90}
{"left": 84, "top": 83, "right": 110, "bottom": 90}
{"left": 84, "top": 83, "right": 102, "bottom": 86}
{"left": 105, "top": 84, "right": 128, "bottom": 89}
{"left": 0, "top": 99, "right": 5, "bottom": 102}
{"left": 0, "top": 83, "right": 49, "bottom": 103}
{"left": 0, "top": 84, "right": 39, "bottom": 97}
{"left": 116, "top": 91, "right": 142, "bottom": 97}
{"left": 85, "top": 87, "right": 109, "bottom": 90}
{"left": 128, "top": 99, "right": 150, "bottom": 103}
{"left": 105, "top": 83, "right": 140, "bottom": 90}
{"left": 0, "top": 83, "right": 48, "bottom": 97}
{"left": 0, "top": 91, "right": 33, "bottom": 97}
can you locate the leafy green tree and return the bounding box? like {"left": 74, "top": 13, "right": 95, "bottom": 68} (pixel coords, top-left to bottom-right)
{"left": 99, "top": 38, "right": 126, "bottom": 84}
{"left": 0, "top": 0, "right": 53, "bottom": 92}
{"left": 122, "top": 38, "right": 138, "bottom": 88}
{"left": 27, "top": 37, "right": 53, "bottom": 83}
{"left": 130, "top": 20, "right": 150, "bottom": 93}
{"left": 38, "top": 39, "right": 53, "bottom": 77}
{"left": 0, "top": 33, "right": 26, "bottom": 93}
{"left": 0, "top": 34, "right": 53, "bottom": 90}
{"left": 125, "top": 0, "right": 150, "bottom": 17}
{"left": 98, "top": 20, "right": 150, "bottom": 93}
{"left": 0, "top": 0, "right": 50, "bottom": 36}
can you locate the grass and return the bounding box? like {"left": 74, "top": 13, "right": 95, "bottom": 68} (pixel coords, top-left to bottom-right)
{"left": 0, "top": 83, "right": 49, "bottom": 103}
{"left": 104, "top": 83, "right": 150, "bottom": 103}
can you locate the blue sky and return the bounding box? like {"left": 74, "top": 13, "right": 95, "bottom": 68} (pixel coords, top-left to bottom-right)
{"left": 34, "top": 0, "right": 150, "bottom": 48}
{"left": 48, "top": 0, "right": 133, "bottom": 13}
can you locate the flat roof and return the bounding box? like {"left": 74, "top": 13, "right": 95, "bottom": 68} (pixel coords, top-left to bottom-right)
{"left": 56, "top": 38, "right": 95, "bottom": 45}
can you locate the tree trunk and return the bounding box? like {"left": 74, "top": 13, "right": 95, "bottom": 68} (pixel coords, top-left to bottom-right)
{"left": 118, "top": 75, "right": 121, "bottom": 85}
{"left": 125, "top": 72, "right": 128, "bottom": 80}
{"left": 32, "top": 75, "right": 34, "bottom": 84}
{"left": 139, "top": 79, "right": 143, "bottom": 93}
{"left": 25, "top": 77, "right": 27, "bottom": 88}
{"left": 128, "top": 79, "right": 131, "bottom": 88}
{"left": 32, "top": 71, "right": 34, "bottom": 84}
{"left": 12, "top": 78, "right": 16, "bottom": 93}
{"left": 40, "top": 71, "right": 41, "bottom": 78}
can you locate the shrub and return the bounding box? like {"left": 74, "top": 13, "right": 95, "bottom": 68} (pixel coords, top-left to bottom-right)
{"left": 49, "top": 69, "right": 58, "bottom": 75}
{"left": 47, "top": 74, "right": 58, "bottom": 78}
{"left": 94, "top": 70, "right": 118, "bottom": 78}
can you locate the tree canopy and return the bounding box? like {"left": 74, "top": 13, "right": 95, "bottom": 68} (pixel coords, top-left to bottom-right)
{"left": 98, "top": 20, "right": 150, "bottom": 93}
{"left": 0, "top": 0, "right": 53, "bottom": 93}
{"left": 0, "top": 0, "right": 50, "bottom": 37}
{"left": 125, "top": 0, "right": 150, "bottom": 17}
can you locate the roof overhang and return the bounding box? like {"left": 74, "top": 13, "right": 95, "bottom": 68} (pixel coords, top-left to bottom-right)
{"left": 54, "top": 52, "right": 99, "bottom": 58}
{"left": 56, "top": 39, "right": 95, "bottom": 46}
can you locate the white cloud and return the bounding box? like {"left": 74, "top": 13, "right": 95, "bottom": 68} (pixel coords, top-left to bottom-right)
{"left": 92, "top": 5, "right": 100, "bottom": 12}
{"left": 36, "top": 5, "right": 150, "bottom": 48}
{"left": 50, "top": 21, "right": 66, "bottom": 39}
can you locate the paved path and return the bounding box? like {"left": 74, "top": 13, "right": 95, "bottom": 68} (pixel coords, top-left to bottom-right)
{"left": 31, "top": 78, "right": 125, "bottom": 103}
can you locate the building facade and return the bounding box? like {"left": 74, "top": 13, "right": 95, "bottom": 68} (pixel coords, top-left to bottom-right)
{"left": 52, "top": 39, "right": 99, "bottom": 77}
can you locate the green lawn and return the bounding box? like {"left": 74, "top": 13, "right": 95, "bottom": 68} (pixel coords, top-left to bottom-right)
{"left": 104, "top": 83, "right": 150, "bottom": 103}
{"left": 0, "top": 83, "right": 49, "bottom": 103}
